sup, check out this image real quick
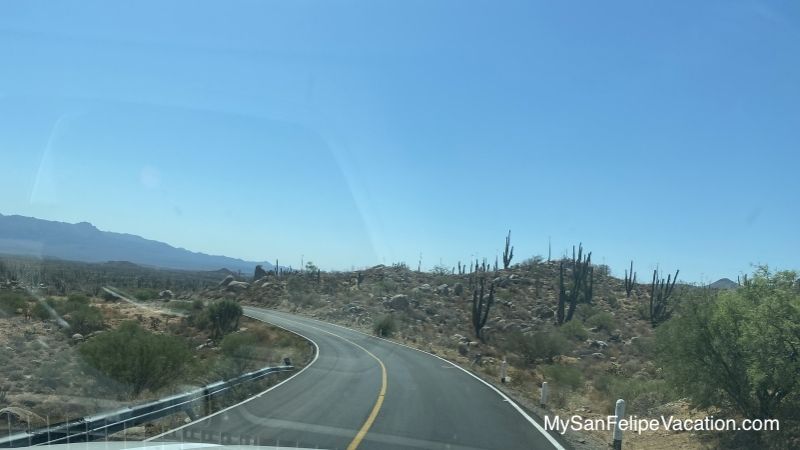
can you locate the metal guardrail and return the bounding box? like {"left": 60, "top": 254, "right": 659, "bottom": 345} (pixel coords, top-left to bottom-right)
{"left": 0, "top": 364, "right": 294, "bottom": 448}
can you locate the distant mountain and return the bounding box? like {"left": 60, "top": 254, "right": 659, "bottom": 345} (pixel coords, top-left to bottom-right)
{"left": 709, "top": 278, "right": 739, "bottom": 290}
{"left": 0, "top": 213, "right": 273, "bottom": 273}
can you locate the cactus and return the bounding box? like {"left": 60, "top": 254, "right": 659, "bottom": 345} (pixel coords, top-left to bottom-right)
{"left": 624, "top": 260, "right": 636, "bottom": 297}
{"left": 648, "top": 269, "right": 679, "bottom": 326}
{"left": 502, "top": 230, "right": 514, "bottom": 269}
{"left": 556, "top": 243, "right": 594, "bottom": 324}
{"left": 356, "top": 271, "right": 364, "bottom": 287}
{"left": 471, "top": 277, "right": 495, "bottom": 342}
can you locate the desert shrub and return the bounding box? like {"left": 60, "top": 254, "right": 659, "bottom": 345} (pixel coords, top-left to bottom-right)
{"left": 219, "top": 330, "right": 275, "bottom": 374}
{"left": 203, "top": 300, "right": 242, "bottom": 339}
{"left": 66, "top": 305, "right": 104, "bottom": 335}
{"left": 574, "top": 303, "right": 597, "bottom": 322}
{"left": 0, "top": 292, "right": 29, "bottom": 315}
{"left": 657, "top": 267, "right": 800, "bottom": 446}
{"left": 192, "top": 299, "right": 204, "bottom": 310}
{"left": 79, "top": 321, "right": 192, "bottom": 396}
{"left": 67, "top": 293, "right": 90, "bottom": 305}
{"left": 541, "top": 364, "right": 583, "bottom": 390}
{"left": 506, "top": 330, "right": 572, "bottom": 365}
{"left": 286, "top": 276, "right": 308, "bottom": 294}
{"left": 373, "top": 315, "right": 397, "bottom": 337}
{"left": 593, "top": 374, "right": 674, "bottom": 415}
{"left": 133, "top": 288, "right": 158, "bottom": 301}
{"left": 32, "top": 300, "right": 54, "bottom": 320}
{"left": 288, "top": 291, "right": 318, "bottom": 307}
{"left": 373, "top": 279, "right": 398, "bottom": 294}
{"left": 606, "top": 296, "right": 619, "bottom": 309}
{"left": 559, "top": 319, "right": 588, "bottom": 341}
{"left": 586, "top": 311, "right": 616, "bottom": 332}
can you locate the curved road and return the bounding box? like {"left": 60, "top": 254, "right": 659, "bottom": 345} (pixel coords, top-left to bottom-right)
{"left": 150, "top": 307, "right": 565, "bottom": 450}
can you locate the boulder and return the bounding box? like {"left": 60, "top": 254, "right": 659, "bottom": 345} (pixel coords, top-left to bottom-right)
{"left": 158, "top": 289, "right": 174, "bottom": 300}
{"left": 418, "top": 284, "right": 432, "bottom": 292}
{"left": 589, "top": 340, "right": 608, "bottom": 349}
{"left": 254, "top": 265, "right": 269, "bottom": 280}
{"left": 226, "top": 281, "right": 250, "bottom": 292}
{"left": 218, "top": 275, "right": 235, "bottom": 288}
{"left": 71, "top": 333, "right": 84, "bottom": 342}
{"left": 436, "top": 284, "right": 449, "bottom": 296}
{"left": 387, "top": 294, "right": 409, "bottom": 310}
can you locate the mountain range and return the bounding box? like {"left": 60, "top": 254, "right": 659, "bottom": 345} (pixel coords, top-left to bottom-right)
{"left": 0, "top": 213, "right": 272, "bottom": 273}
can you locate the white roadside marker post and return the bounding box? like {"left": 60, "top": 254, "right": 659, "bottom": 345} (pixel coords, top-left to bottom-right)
{"left": 500, "top": 358, "right": 508, "bottom": 383}
{"left": 613, "top": 398, "right": 625, "bottom": 450}
{"left": 540, "top": 382, "right": 549, "bottom": 408}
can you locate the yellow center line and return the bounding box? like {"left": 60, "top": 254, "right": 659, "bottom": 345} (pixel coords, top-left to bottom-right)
{"left": 251, "top": 311, "right": 387, "bottom": 450}
{"left": 346, "top": 344, "right": 387, "bottom": 450}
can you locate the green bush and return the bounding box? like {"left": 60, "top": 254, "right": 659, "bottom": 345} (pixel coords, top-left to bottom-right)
{"left": 65, "top": 305, "right": 104, "bottom": 335}
{"left": 541, "top": 364, "right": 583, "bottom": 390}
{"left": 506, "top": 330, "right": 572, "bottom": 365}
{"left": 192, "top": 299, "right": 204, "bottom": 310}
{"left": 559, "top": 319, "right": 589, "bottom": 341}
{"left": 586, "top": 311, "right": 616, "bottom": 332}
{"left": 67, "top": 293, "right": 90, "bottom": 305}
{"left": 574, "top": 303, "right": 597, "bottom": 322}
{"left": 203, "top": 300, "right": 243, "bottom": 339}
{"left": 657, "top": 267, "right": 800, "bottom": 445}
{"left": 0, "top": 292, "right": 29, "bottom": 315}
{"left": 373, "top": 315, "right": 397, "bottom": 337}
{"left": 79, "top": 321, "right": 192, "bottom": 396}
{"left": 133, "top": 289, "right": 158, "bottom": 301}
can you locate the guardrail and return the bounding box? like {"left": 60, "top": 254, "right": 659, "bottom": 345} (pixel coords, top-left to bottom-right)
{"left": 0, "top": 364, "right": 294, "bottom": 448}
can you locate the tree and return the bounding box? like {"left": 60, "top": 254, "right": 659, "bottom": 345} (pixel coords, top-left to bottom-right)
{"left": 657, "top": 267, "right": 800, "bottom": 446}
{"left": 79, "top": 321, "right": 192, "bottom": 396}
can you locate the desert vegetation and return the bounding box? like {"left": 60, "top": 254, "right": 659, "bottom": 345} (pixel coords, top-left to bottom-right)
{"left": 0, "top": 264, "right": 312, "bottom": 433}
{"left": 210, "top": 232, "right": 798, "bottom": 449}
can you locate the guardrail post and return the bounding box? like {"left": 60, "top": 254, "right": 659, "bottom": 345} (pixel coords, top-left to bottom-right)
{"left": 613, "top": 398, "right": 625, "bottom": 450}
{"left": 540, "top": 382, "right": 549, "bottom": 408}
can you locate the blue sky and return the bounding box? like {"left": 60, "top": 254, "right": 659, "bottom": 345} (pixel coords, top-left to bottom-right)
{"left": 1, "top": 1, "right": 798, "bottom": 282}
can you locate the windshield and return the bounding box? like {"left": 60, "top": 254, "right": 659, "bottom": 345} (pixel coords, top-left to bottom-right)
{"left": 1, "top": 2, "right": 798, "bottom": 450}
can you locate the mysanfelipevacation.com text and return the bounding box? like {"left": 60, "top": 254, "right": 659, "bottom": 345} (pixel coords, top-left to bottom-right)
{"left": 544, "top": 415, "right": 780, "bottom": 435}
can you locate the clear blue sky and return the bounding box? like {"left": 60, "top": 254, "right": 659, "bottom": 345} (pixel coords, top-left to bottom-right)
{"left": 1, "top": 1, "right": 798, "bottom": 282}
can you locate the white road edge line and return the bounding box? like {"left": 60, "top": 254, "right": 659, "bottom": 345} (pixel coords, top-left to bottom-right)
{"left": 144, "top": 315, "right": 321, "bottom": 442}
{"left": 264, "top": 309, "right": 567, "bottom": 450}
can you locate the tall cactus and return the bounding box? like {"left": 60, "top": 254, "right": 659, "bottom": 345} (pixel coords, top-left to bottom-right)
{"left": 502, "top": 230, "right": 514, "bottom": 269}
{"left": 649, "top": 269, "right": 679, "bottom": 326}
{"left": 472, "top": 276, "right": 495, "bottom": 341}
{"left": 556, "top": 243, "right": 594, "bottom": 324}
{"left": 624, "top": 260, "right": 636, "bottom": 297}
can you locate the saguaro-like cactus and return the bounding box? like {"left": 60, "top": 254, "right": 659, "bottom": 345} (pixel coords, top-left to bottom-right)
{"left": 556, "top": 243, "right": 594, "bottom": 324}
{"left": 624, "top": 261, "right": 636, "bottom": 297}
{"left": 502, "top": 230, "right": 514, "bottom": 269}
{"left": 649, "top": 269, "right": 679, "bottom": 326}
{"left": 472, "top": 277, "right": 495, "bottom": 341}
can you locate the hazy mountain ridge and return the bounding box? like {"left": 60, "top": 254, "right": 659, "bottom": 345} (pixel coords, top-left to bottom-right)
{"left": 0, "top": 213, "right": 272, "bottom": 273}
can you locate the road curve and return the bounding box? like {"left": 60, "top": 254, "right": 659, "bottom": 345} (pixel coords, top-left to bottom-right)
{"left": 151, "top": 307, "right": 565, "bottom": 450}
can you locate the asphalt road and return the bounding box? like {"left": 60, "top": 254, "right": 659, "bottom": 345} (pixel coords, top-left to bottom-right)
{"left": 151, "top": 307, "right": 564, "bottom": 450}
